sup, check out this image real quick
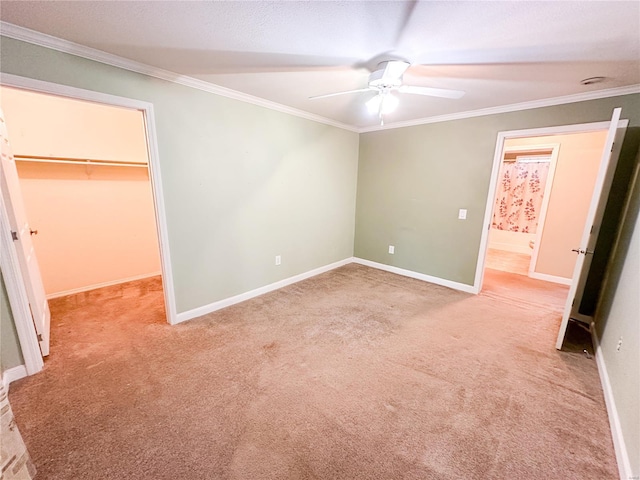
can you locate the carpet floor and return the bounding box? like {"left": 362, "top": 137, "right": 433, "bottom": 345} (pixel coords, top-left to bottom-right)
{"left": 8, "top": 264, "right": 617, "bottom": 479}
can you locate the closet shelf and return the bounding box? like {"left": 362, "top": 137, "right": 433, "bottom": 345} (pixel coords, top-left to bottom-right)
{"left": 14, "top": 154, "right": 148, "bottom": 168}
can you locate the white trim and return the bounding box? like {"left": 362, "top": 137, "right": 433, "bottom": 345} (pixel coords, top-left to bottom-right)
{"left": 503, "top": 145, "right": 556, "bottom": 154}
{"left": 475, "top": 133, "right": 510, "bottom": 291}
{"left": 0, "top": 197, "right": 43, "bottom": 375}
{"left": 46, "top": 272, "right": 162, "bottom": 299}
{"left": 591, "top": 323, "right": 632, "bottom": 480}
{"left": 0, "top": 75, "right": 178, "bottom": 329}
{"left": 473, "top": 118, "right": 630, "bottom": 295}
{"left": 141, "top": 103, "right": 179, "bottom": 326}
{"left": 527, "top": 272, "right": 572, "bottom": 286}
{"left": 175, "top": 257, "right": 354, "bottom": 323}
{"left": 353, "top": 258, "right": 477, "bottom": 294}
{"left": 525, "top": 144, "right": 561, "bottom": 277}
{"left": 1, "top": 365, "right": 28, "bottom": 391}
{"left": 492, "top": 120, "right": 626, "bottom": 140}
{"left": 2, "top": 22, "right": 638, "bottom": 134}
{"left": 2, "top": 73, "right": 150, "bottom": 111}
{"left": 0, "top": 22, "right": 357, "bottom": 133}
{"left": 360, "top": 85, "right": 640, "bottom": 133}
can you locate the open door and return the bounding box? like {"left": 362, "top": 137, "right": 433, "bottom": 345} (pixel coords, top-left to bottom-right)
{"left": 555, "top": 108, "right": 624, "bottom": 350}
{"left": 0, "top": 107, "right": 50, "bottom": 356}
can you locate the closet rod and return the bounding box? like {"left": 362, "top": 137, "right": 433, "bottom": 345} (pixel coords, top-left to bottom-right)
{"left": 13, "top": 154, "right": 148, "bottom": 168}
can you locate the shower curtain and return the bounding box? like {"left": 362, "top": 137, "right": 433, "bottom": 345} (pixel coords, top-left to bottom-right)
{"left": 492, "top": 161, "right": 550, "bottom": 234}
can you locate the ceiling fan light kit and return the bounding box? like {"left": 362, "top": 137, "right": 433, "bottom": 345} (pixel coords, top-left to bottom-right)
{"left": 309, "top": 59, "right": 466, "bottom": 124}
{"left": 366, "top": 92, "right": 399, "bottom": 115}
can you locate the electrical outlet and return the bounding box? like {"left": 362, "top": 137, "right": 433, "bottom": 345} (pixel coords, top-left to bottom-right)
{"left": 388, "top": 245, "right": 395, "bottom": 254}
{"left": 616, "top": 337, "right": 623, "bottom": 352}
{"left": 275, "top": 255, "right": 281, "bottom": 266}
{"left": 458, "top": 209, "right": 467, "bottom": 220}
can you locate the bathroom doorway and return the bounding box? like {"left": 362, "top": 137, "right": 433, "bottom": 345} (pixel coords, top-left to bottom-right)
{"left": 485, "top": 129, "right": 608, "bottom": 285}
{"left": 486, "top": 144, "right": 558, "bottom": 278}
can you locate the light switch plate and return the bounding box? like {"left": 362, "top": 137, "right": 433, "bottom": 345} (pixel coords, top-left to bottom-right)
{"left": 458, "top": 209, "right": 467, "bottom": 220}
{"left": 388, "top": 245, "right": 395, "bottom": 254}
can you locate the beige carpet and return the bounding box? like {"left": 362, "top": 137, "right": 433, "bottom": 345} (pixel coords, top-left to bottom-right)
{"left": 8, "top": 264, "right": 617, "bottom": 479}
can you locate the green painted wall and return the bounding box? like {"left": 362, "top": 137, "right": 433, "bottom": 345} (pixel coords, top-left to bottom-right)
{"left": 595, "top": 153, "right": 640, "bottom": 476}
{"left": 1, "top": 272, "right": 24, "bottom": 373}
{"left": 355, "top": 94, "right": 640, "bottom": 286}
{"left": 0, "top": 37, "right": 359, "bottom": 314}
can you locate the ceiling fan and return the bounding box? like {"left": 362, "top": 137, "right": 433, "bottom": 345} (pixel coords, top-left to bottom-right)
{"left": 309, "top": 60, "right": 465, "bottom": 125}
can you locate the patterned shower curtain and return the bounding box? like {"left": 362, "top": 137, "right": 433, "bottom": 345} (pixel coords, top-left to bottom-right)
{"left": 492, "top": 161, "right": 550, "bottom": 234}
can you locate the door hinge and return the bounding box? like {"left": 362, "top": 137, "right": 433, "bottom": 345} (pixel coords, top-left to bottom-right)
{"left": 611, "top": 142, "right": 614, "bottom": 152}
{"left": 571, "top": 298, "right": 575, "bottom": 307}
{"left": 590, "top": 225, "right": 594, "bottom": 234}
{"left": 37, "top": 333, "right": 43, "bottom": 342}
{"left": 11, "top": 230, "right": 18, "bottom": 241}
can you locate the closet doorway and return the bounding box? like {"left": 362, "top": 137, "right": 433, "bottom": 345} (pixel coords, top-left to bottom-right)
{"left": 0, "top": 84, "right": 171, "bottom": 360}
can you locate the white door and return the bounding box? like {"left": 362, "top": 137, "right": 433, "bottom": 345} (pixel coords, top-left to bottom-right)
{"left": 555, "top": 108, "right": 624, "bottom": 350}
{"left": 0, "top": 108, "right": 50, "bottom": 356}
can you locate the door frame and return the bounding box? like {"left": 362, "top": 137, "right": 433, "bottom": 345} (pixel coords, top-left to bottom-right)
{"left": 473, "top": 118, "right": 629, "bottom": 294}
{"left": 519, "top": 144, "right": 562, "bottom": 282}
{"left": 1, "top": 195, "right": 44, "bottom": 375}
{"left": 0, "top": 73, "right": 178, "bottom": 374}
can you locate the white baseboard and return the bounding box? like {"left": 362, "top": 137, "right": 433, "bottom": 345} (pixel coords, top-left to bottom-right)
{"left": 353, "top": 258, "right": 477, "bottom": 294}
{"left": 528, "top": 271, "right": 572, "bottom": 285}
{"left": 46, "top": 271, "right": 162, "bottom": 299}
{"left": 591, "top": 323, "right": 632, "bottom": 480}
{"left": 2, "top": 365, "right": 28, "bottom": 391}
{"left": 175, "top": 258, "right": 354, "bottom": 324}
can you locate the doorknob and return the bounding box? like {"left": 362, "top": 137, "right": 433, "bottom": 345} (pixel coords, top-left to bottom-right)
{"left": 571, "top": 248, "right": 594, "bottom": 255}
{"left": 30, "top": 229, "right": 38, "bottom": 236}
{"left": 571, "top": 248, "right": 581, "bottom": 253}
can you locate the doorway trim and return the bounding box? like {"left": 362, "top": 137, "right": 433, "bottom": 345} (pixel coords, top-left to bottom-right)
{"left": 0, "top": 196, "right": 44, "bottom": 375}
{"left": 0, "top": 73, "right": 178, "bottom": 373}
{"left": 473, "top": 118, "right": 629, "bottom": 293}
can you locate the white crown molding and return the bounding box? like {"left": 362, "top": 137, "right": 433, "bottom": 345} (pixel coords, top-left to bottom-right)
{"left": 360, "top": 84, "right": 640, "bottom": 133}
{"left": 2, "top": 21, "right": 638, "bottom": 134}
{"left": 0, "top": 22, "right": 358, "bottom": 133}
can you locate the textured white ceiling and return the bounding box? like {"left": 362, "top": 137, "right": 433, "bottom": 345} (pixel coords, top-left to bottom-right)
{"left": 1, "top": 1, "right": 639, "bottom": 129}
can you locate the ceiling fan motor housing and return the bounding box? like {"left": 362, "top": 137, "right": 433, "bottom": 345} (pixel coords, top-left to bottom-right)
{"left": 368, "top": 60, "right": 410, "bottom": 91}
{"left": 369, "top": 69, "right": 402, "bottom": 90}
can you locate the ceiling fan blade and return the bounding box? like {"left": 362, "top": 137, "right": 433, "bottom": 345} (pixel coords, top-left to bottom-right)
{"left": 381, "top": 60, "right": 411, "bottom": 81}
{"left": 309, "top": 87, "right": 374, "bottom": 100}
{"left": 398, "top": 85, "right": 465, "bottom": 99}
